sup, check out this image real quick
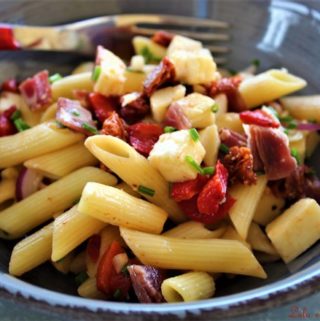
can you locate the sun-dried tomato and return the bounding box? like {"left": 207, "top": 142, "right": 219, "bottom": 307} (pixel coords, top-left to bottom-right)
{"left": 101, "top": 111, "right": 128, "bottom": 140}
{"left": 1, "top": 79, "right": 19, "bottom": 93}
{"left": 0, "top": 106, "right": 17, "bottom": 137}
{"left": 151, "top": 31, "right": 174, "bottom": 47}
{"left": 86, "top": 234, "right": 101, "bottom": 263}
{"left": 171, "top": 174, "right": 210, "bottom": 202}
{"left": 128, "top": 123, "right": 163, "bottom": 156}
{"left": 120, "top": 93, "right": 150, "bottom": 124}
{"left": 240, "top": 110, "right": 280, "bottom": 128}
{"left": 0, "top": 26, "right": 20, "bottom": 50}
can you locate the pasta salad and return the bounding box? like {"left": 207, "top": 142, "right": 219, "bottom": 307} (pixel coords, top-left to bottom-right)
{"left": 0, "top": 31, "right": 320, "bottom": 303}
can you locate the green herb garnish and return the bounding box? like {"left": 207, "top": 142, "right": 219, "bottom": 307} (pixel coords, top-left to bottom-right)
{"left": 211, "top": 103, "right": 219, "bottom": 113}
{"left": 202, "top": 167, "right": 215, "bottom": 175}
{"left": 121, "top": 264, "right": 129, "bottom": 276}
{"left": 74, "top": 271, "right": 88, "bottom": 286}
{"left": 185, "top": 155, "right": 203, "bottom": 174}
{"left": 71, "top": 110, "right": 80, "bottom": 117}
{"left": 113, "top": 288, "right": 122, "bottom": 300}
{"left": 291, "top": 148, "right": 301, "bottom": 165}
{"left": 189, "top": 128, "right": 200, "bottom": 142}
{"left": 251, "top": 59, "right": 260, "bottom": 68}
{"left": 49, "top": 73, "right": 63, "bottom": 84}
{"left": 140, "top": 46, "right": 161, "bottom": 64}
{"left": 219, "top": 144, "right": 230, "bottom": 154}
{"left": 164, "top": 126, "right": 177, "bottom": 133}
{"left": 92, "top": 66, "right": 101, "bottom": 82}
{"left": 55, "top": 120, "right": 66, "bottom": 129}
{"left": 82, "top": 123, "right": 98, "bottom": 135}
{"left": 138, "top": 185, "right": 155, "bottom": 197}
{"left": 10, "top": 110, "right": 21, "bottom": 121}
{"left": 14, "top": 118, "right": 30, "bottom": 132}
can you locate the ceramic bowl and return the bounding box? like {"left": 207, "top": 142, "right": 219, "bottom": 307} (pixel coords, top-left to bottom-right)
{"left": 0, "top": 0, "right": 320, "bottom": 320}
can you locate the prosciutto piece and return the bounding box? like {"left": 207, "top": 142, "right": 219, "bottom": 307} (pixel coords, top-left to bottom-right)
{"left": 164, "top": 103, "right": 192, "bottom": 130}
{"left": 248, "top": 125, "right": 297, "bottom": 180}
{"left": 219, "top": 128, "right": 247, "bottom": 148}
{"left": 56, "top": 98, "right": 97, "bottom": 136}
{"left": 88, "top": 93, "right": 119, "bottom": 123}
{"left": 127, "top": 265, "right": 165, "bottom": 303}
{"left": 19, "top": 70, "right": 51, "bottom": 111}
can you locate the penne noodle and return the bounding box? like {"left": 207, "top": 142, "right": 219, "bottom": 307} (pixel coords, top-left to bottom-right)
{"left": 52, "top": 205, "right": 106, "bottom": 262}
{"left": 77, "top": 277, "right": 107, "bottom": 300}
{"left": 199, "top": 124, "right": 220, "bottom": 167}
{"left": 51, "top": 72, "right": 93, "bottom": 100}
{"left": 239, "top": 69, "right": 307, "bottom": 108}
{"left": 40, "top": 102, "right": 57, "bottom": 122}
{"left": 24, "top": 142, "right": 98, "bottom": 179}
{"left": 9, "top": 222, "right": 53, "bottom": 276}
{"left": 72, "top": 62, "right": 94, "bottom": 75}
{"left": 266, "top": 198, "right": 320, "bottom": 263}
{"left": 229, "top": 175, "right": 267, "bottom": 239}
{"left": 0, "top": 178, "right": 16, "bottom": 204}
{"left": 0, "top": 167, "right": 117, "bottom": 239}
{"left": 0, "top": 122, "right": 83, "bottom": 168}
{"left": 120, "top": 227, "right": 267, "bottom": 278}
{"left": 163, "top": 221, "right": 226, "bottom": 239}
{"left": 84, "top": 135, "right": 185, "bottom": 223}
{"left": 52, "top": 251, "right": 75, "bottom": 274}
{"left": 161, "top": 272, "right": 215, "bottom": 302}
{"left": 222, "top": 225, "right": 251, "bottom": 249}
{"left": 78, "top": 183, "right": 168, "bottom": 234}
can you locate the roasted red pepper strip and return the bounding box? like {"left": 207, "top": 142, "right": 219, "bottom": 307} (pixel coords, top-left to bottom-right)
{"left": 88, "top": 93, "right": 118, "bottom": 123}
{"left": 0, "top": 106, "right": 17, "bottom": 137}
{"left": 240, "top": 110, "right": 280, "bottom": 128}
{"left": 86, "top": 234, "right": 101, "bottom": 263}
{"left": 96, "top": 241, "right": 131, "bottom": 300}
{"left": 1, "top": 79, "right": 19, "bottom": 93}
{"left": 197, "top": 161, "right": 229, "bottom": 215}
{"left": 171, "top": 174, "right": 210, "bottom": 202}
{"left": 128, "top": 123, "right": 163, "bottom": 156}
{"left": 0, "top": 26, "right": 20, "bottom": 50}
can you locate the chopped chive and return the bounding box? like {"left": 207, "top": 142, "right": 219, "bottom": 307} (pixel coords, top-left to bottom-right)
{"left": 71, "top": 110, "right": 80, "bottom": 117}
{"left": 92, "top": 66, "right": 101, "bottom": 82}
{"left": 49, "top": 73, "right": 63, "bottom": 84}
{"left": 113, "top": 288, "right": 122, "bottom": 300}
{"left": 202, "top": 167, "right": 215, "bottom": 175}
{"left": 82, "top": 122, "right": 98, "bottom": 135}
{"left": 287, "top": 122, "right": 297, "bottom": 129}
{"left": 283, "top": 128, "right": 289, "bottom": 135}
{"left": 140, "top": 46, "right": 161, "bottom": 64}
{"left": 291, "top": 148, "right": 301, "bottom": 165}
{"left": 126, "top": 67, "right": 145, "bottom": 74}
{"left": 138, "top": 185, "right": 155, "bottom": 197}
{"left": 251, "top": 59, "right": 260, "bottom": 68}
{"left": 164, "top": 126, "right": 176, "bottom": 133}
{"left": 14, "top": 118, "right": 30, "bottom": 132}
{"left": 219, "top": 144, "right": 230, "bottom": 154}
{"left": 189, "top": 128, "right": 200, "bottom": 142}
{"left": 185, "top": 155, "right": 203, "bottom": 174}
{"left": 279, "top": 115, "right": 294, "bottom": 122}
{"left": 121, "top": 265, "right": 129, "bottom": 276}
{"left": 211, "top": 103, "right": 219, "bottom": 113}
{"left": 55, "top": 120, "right": 66, "bottom": 128}
{"left": 75, "top": 271, "right": 88, "bottom": 286}
{"left": 10, "top": 110, "right": 21, "bottom": 121}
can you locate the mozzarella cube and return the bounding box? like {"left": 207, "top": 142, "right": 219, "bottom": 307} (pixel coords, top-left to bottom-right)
{"left": 94, "top": 48, "right": 126, "bottom": 96}
{"left": 174, "top": 93, "right": 216, "bottom": 128}
{"left": 167, "top": 35, "right": 202, "bottom": 56}
{"left": 129, "top": 55, "right": 145, "bottom": 72}
{"left": 148, "top": 130, "right": 205, "bottom": 182}
{"left": 169, "top": 48, "right": 217, "bottom": 85}
{"left": 150, "top": 85, "right": 186, "bottom": 122}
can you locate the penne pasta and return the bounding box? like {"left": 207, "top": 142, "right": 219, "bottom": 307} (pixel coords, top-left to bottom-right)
{"left": 0, "top": 122, "right": 83, "bottom": 168}
{"left": 84, "top": 135, "right": 185, "bottom": 222}
{"left": 199, "top": 124, "right": 220, "bottom": 167}
{"left": 280, "top": 95, "right": 320, "bottom": 122}
{"left": 52, "top": 205, "right": 106, "bottom": 262}
{"left": 120, "top": 227, "right": 267, "bottom": 278}
{"left": 72, "top": 62, "right": 94, "bottom": 75}
{"left": 0, "top": 178, "right": 16, "bottom": 204}
{"left": 40, "top": 102, "right": 57, "bottom": 122}
{"left": 77, "top": 277, "right": 107, "bottom": 300}
{"left": 24, "top": 142, "right": 98, "bottom": 179}
{"left": 239, "top": 69, "right": 307, "bottom": 108}
{"left": 163, "top": 221, "right": 226, "bottom": 239}
{"left": 0, "top": 167, "right": 117, "bottom": 239}
{"left": 9, "top": 222, "right": 53, "bottom": 276}
{"left": 161, "top": 272, "right": 215, "bottom": 302}
{"left": 78, "top": 183, "right": 168, "bottom": 234}
{"left": 52, "top": 251, "right": 75, "bottom": 274}
{"left": 51, "top": 72, "right": 93, "bottom": 100}
{"left": 229, "top": 175, "right": 267, "bottom": 239}
{"left": 222, "top": 225, "right": 251, "bottom": 249}
{"left": 266, "top": 198, "right": 320, "bottom": 263}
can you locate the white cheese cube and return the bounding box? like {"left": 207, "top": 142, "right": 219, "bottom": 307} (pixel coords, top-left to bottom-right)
{"left": 148, "top": 129, "right": 205, "bottom": 182}
{"left": 94, "top": 48, "right": 126, "bottom": 96}
{"left": 169, "top": 48, "right": 217, "bottom": 85}
{"left": 150, "top": 85, "right": 186, "bottom": 122}
{"left": 167, "top": 35, "right": 202, "bottom": 56}
{"left": 129, "top": 55, "right": 145, "bottom": 72}
{"left": 174, "top": 93, "right": 216, "bottom": 128}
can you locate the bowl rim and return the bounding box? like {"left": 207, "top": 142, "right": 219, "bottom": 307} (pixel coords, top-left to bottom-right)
{"left": 0, "top": 260, "right": 320, "bottom": 319}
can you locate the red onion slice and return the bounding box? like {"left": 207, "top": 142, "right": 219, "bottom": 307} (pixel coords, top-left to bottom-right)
{"left": 16, "top": 168, "right": 43, "bottom": 201}
{"left": 297, "top": 122, "right": 320, "bottom": 132}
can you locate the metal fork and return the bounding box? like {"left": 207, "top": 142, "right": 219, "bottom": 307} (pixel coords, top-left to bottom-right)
{"left": 3, "top": 14, "right": 230, "bottom": 64}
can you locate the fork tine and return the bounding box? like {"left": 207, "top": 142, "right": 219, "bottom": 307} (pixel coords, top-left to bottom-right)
{"left": 132, "top": 26, "right": 230, "bottom": 41}
{"left": 116, "top": 14, "right": 229, "bottom": 29}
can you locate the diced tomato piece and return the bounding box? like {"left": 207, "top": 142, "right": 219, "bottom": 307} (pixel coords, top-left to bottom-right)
{"left": 0, "top": 26, "right": 20, "bottom": 50}
{"left": 86, "top": 234, "right": 101, "bottom": 263}
{"left": 197, "top": 161, "right": 229, "bottom": 215}
{"left": 128, "top": 123, "right": 163, "bottom": 156}
{"left": 88, "top": 92, "right": 119, "bottom": 123}
{"left": 0, "top": 106, "right": 17, "bottom": 137}
{"left": 1, "top": 79, "right": 19, "bottom": 93}
{"left": 151, "top": 31, "right": 174, "bottom": 47}
{"left": 240, "top": 110, "right": 280, "bottom": 128}
{"left": 171, "top": 174, "right": 210, "bottom": 202}
{"left": 96, "top": 241, "right": 131, "bottom": 300}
